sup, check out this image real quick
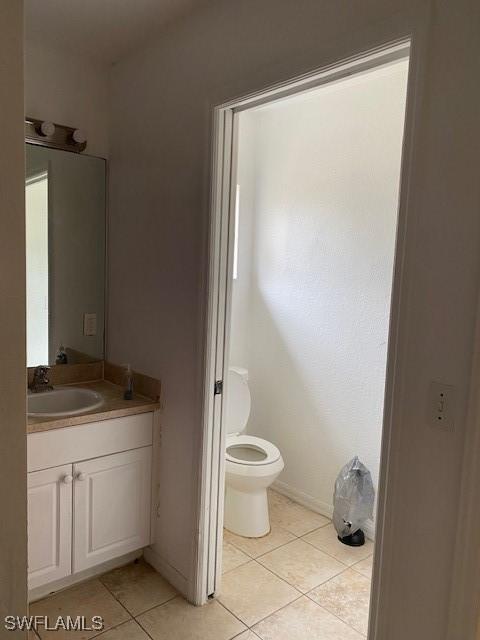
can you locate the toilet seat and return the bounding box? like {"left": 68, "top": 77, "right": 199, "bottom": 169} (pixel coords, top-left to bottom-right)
{"left": 226, "top": 434, "right": 281, "bottom": 466}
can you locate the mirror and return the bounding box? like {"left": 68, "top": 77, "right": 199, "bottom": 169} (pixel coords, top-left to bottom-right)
{"left": 25, "top": 144, "right": 106, "bottom": 367}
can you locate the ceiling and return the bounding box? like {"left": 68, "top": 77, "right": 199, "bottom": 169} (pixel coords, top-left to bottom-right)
{"left": 25, "top": 0, "right": 209, "bottom": 65}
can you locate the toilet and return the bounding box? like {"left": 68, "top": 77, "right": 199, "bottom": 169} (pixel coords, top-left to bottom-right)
{"left": 224, "top": 366, "right": 284, "bottom": 538}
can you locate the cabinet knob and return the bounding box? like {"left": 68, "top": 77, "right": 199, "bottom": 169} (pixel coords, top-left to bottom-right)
{"left": 76, "top": 472, "right": 86, "bottom": 482}
{"left": 62, "top": 474, "right": 73, "bottom": 484}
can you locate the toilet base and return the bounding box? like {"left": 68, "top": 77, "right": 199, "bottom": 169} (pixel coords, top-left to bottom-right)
{"left": 224, "top": 486, "right": 270, "bottom": 538}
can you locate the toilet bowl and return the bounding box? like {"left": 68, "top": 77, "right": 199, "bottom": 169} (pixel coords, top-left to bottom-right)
{"left": 224, "top": 367, "right": 284, "bottom": 538}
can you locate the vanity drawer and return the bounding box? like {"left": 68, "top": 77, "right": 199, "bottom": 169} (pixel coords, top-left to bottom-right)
{"left": 28, "top": 412, "right": 154, "bottom": 472}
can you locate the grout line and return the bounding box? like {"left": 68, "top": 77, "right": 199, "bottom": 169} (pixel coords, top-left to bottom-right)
{"left": 134, "top": 614, "right": 158, "bottom": 640}
{"left": 253, "top": 554, "right": 348, "bottom": 595}
{"left": 97, "top": 563, "right": 178, "bottom": 621}
{"left": 32, "top": 580, "right": 134, "bottom": 640}
{"left": 132, "top": 593, "right": 180, "bottom": 620}
{"left": 96, "top": 580, "right": 135, "bottom": 623}
{"left": 215, "top": 599, "right": 251, "bottom": 632}
{"left": 217, "top": 559, "right": 305, "bottom": 630}
{"left": 304, "top": 591, "right": 369, "bottom": 637}
{"left": 224, "top": 518, "right": 334, "bottom": 563}
{"left": 249, "top": 593, "right": 305, "bottom": 629}
{"left": 252, "top": 556, "right": 306, "bottom": 592}
{"left": 224, "top": 528, "right": 299, "bottom": 560}
{"left": 93, "top": 567, "right": 174, "bottom": 640}
{"left": 299, "top": 531, "right": 374, "bottom": 568}
{"left": 251, "top": 530, "right": 323, "bottom": 560}
{"left": 218, "top": 590, "right": 305, "bottom": 631}
{"left": 222, "top": 559, "right": 252, "bottom": 575}
{"left": 230, "top": 627, "right": 262, "bottom": 640}
{"left": 350, "top": 566, "right": 373, "bottom": 581}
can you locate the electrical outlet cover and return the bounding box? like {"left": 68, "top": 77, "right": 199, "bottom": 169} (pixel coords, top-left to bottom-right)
{"left": 83, "top": 313, "right": 97, "bottom": 337}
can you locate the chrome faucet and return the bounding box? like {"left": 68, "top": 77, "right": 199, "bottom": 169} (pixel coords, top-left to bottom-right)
{"left": 29, "top": 366, "right": 53, "bottom": 393}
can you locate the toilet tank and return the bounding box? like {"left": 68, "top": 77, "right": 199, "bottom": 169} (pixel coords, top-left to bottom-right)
{"left": 226, "top": 366, "right": 251, "bottom": 434}
{"left": 229, "top": 366, "right": 248, "bottom": 382}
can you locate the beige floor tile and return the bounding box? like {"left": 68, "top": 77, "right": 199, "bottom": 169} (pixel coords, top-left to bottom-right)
{"left": 30, "top": 579, "right": 130, "bottom": 640}
{"left": 218, "top": 561, "right": 299, "bottom": 627}
{"left": 223, "top": 541, "right": 251, "bottom": 574}
{"left": 257, "top": 539, "right": 345, "bottom": 593}
{"left": 352, "top": 554, "right": 374, "bottom": 579}
{"left": 234, "top": 632, "right": 261, "bottom": 640}
{"left": 100, "top": 560, "right": 176, "bottom": 616}
{"left": 224, "top": 525, "right": 295, "bottom": 559}
{"left": 252, "top": 595, "right": 364, "bottom": 640}
{"left": 308, "top": 568, "right": 371, "bottom": 635}
{"left": 267, "top": 489, "right": 291, "bottom": 507}
{"left": 136, "top": 596, "right": 245, "bottom": 640}
{"left": 303, "top": 524, "right": 374, "bottom": 566}
{"left": 95, "top": 620, "right": 150, "bottom": 639}
{"left": 268, "top": 491, "right": 330, "bottom": 536}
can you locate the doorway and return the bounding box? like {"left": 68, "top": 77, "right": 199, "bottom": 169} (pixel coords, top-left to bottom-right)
{"left": 200, "top": 41, "right": 411, "bottom": 638}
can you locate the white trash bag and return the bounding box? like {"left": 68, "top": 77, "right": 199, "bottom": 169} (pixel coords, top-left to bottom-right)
{"left": 333, "top": 456, "right": 375, "bottom": 543}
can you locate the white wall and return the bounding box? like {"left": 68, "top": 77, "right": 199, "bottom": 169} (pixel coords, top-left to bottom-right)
{"left": 0, "top": 1, "right": 28, "bottom": 629}
{"left": 106, "top": 0, "right": 480, "bottom": 635}
{"left": 25, "top": 40, "right": 110, "bottom": 158}
{"left": 230, "top": 61, "right": 408, "bottom": 528}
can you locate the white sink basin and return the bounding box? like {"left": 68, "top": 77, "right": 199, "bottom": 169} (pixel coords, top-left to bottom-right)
{"left": 28, "top": 387, "right": 103, "bottom": 418}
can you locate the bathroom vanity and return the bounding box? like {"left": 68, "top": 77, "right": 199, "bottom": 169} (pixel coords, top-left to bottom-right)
{"left": 27, "top": 375, "right": 160, "bottom": 596}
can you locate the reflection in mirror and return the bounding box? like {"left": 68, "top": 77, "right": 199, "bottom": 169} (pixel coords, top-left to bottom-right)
{"left": 25, "top": 144, "right": 106, "bottom": 367}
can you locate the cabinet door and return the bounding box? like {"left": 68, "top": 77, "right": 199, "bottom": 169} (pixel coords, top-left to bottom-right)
{"left": 73, "top": 447, "right": 152, "bottom": 572}
{"left": 28, "top": 464, "right": 73, "bottom": 590}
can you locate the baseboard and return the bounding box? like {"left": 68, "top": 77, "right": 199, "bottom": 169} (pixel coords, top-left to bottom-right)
{"left": 28, "top": 549, "right": 143, "bottom": 603}
{"left": 272, "top": 479, "right": 376, "bottom": 541}
{"left": 143, "top": 546, "right": 191, "bottom": 600}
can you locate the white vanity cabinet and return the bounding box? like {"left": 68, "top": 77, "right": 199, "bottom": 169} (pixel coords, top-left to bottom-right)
{"left": 28, "top": 464, "right": 73, "bottom": 590}
{"left": 73, "top": 447, "right": 151, "bottom": 572}
{"left": 27, "top": 412, "right": 154, "bottom": 591}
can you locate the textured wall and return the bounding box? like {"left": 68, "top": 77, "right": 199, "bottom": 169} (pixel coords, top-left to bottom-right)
{"left": 24, "top": 40, "right": 110, "bottom": 159}
{"left": 229, "top": 60, "right": 408, "bottom": 526}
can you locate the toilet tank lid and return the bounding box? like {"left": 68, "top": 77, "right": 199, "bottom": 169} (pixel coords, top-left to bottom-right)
{"left": 226, "top": 367, "right": 251, "bottom": 434}
{"left": 229, "top": 366, "right": 248, "bottom": 381}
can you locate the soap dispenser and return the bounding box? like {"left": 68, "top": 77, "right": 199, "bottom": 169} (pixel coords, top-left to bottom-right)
{"left": 56, "top": 344, "right": 68, "bottom": 365}
{"left": 123, "top": 364, "right": 134, "bottom": 400}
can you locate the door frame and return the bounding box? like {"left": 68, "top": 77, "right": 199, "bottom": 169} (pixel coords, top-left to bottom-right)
{"left": 197, "top": 38, "right": 415, "bottom": 618}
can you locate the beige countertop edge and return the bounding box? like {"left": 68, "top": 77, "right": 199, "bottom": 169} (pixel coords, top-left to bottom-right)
{"left": 27, "top": 380, "right": 161, "bottom": 434}
{"left": 27, "top": 403, "right": 160, "bottom": 434}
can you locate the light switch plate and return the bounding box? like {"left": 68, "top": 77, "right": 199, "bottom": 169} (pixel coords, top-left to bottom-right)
{"left": 83, "top": 313, "right": 97, "bottom": 337}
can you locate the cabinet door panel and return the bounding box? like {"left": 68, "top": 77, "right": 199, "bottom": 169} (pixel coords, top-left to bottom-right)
{"left": 73, "top": 447, "right": 152, "bottom": 572}
{"left": 28, "top": 464, "right": 72, "bottom": 589}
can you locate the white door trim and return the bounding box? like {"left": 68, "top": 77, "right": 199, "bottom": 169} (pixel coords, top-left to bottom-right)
{"left": 196, "top": 38, "right": 414, "bottom": 621}
{"left": 195, "top": 107, "right": 236, "bottom": 602}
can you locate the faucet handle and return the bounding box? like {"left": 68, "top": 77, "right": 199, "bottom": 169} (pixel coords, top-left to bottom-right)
{"left": 29, "top": 365, "right": 53, "bottom": 392}
{"left": 36, "top": 365, "right": 49, "bottom": 373}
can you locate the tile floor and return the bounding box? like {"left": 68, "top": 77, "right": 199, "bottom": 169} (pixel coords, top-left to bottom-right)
{"left": 29, "top": 490, "right": 373, "bottom": 639}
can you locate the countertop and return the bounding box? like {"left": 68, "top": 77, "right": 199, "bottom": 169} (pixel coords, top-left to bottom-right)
{"left": 27, "top": 380, "right": 160, "bottom": 434}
